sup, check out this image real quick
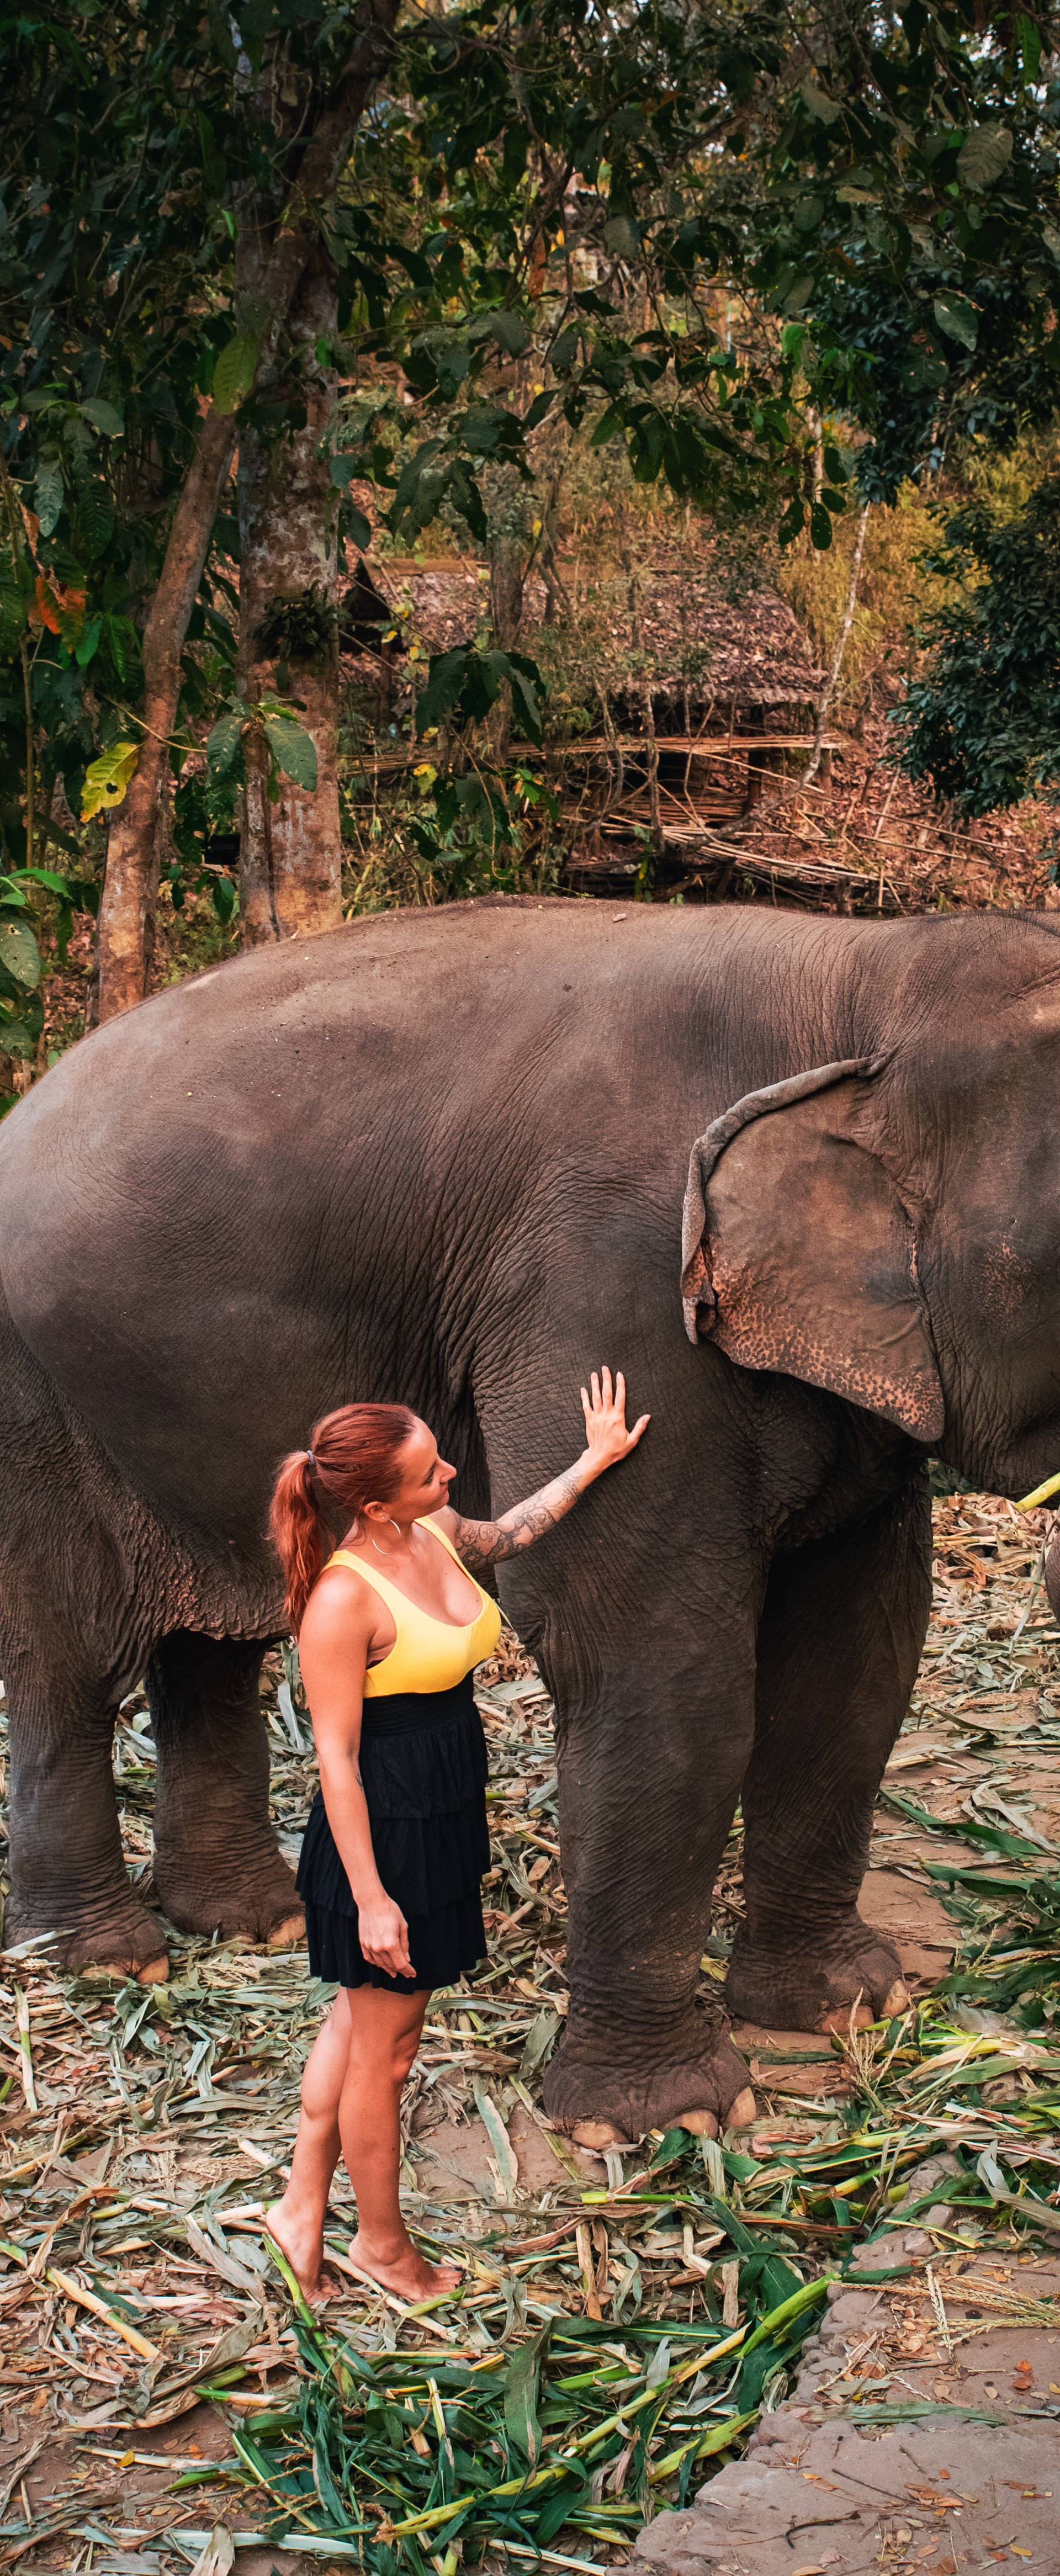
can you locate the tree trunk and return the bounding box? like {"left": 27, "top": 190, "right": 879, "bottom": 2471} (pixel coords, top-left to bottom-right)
{"left": 96, "top": 410, "right": 238, "bottom": 1019}
{"left": 94, "top": 0, "right": 398, "bottom": 1022}
{"left": 238, "top": 246, "right": 342, "bottom": 945}
{"left": 481, "top": 465, "right": 528, "bottom": 764}
{"left": 489, "top": 535, "right": 525, "bottom": 650}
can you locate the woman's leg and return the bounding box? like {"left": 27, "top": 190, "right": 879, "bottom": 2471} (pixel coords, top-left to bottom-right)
{"left": 266, "top": 1990, "right": 353, "bottom": 2295}
{"left": 343, "top": 1985, "right": 461, "bottom": 2300}
{"left": 267, "top": 1983, "right": 460, "bottom": 2301}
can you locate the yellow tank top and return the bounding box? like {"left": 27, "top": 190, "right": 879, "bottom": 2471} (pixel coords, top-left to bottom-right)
{"left": 328, "top": 1518, "right": 502, "bottom": 1696}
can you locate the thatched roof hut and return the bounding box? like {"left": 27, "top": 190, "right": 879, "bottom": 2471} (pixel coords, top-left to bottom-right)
{"left": 342, "top": 553, "right": 823, "bottom": 738}
{"left": 601, "top": 569, "right": 823, "bottom": 732}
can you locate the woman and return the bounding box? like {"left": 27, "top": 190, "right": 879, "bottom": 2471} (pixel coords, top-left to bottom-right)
{"left": 265, "top": 1370, "right": 649, "bottom": 2303}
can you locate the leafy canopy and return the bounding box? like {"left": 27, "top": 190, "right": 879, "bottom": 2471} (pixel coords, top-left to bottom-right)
{"left": 896, "top": 474, "right": 1060, "bottom": 815}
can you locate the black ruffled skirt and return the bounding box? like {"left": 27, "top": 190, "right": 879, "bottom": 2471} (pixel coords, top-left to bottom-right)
{"left": 295, "top": 1673, "right": 491, "bottom": 1994}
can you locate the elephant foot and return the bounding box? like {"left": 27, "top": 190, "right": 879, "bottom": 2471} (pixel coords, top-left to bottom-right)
{"left": 151, "top": 1837, "right": 304, "bottom": 1949}
{"left": 543, "top": 2001, "right": 757, "bottom": 2145}
{"left": 725, "top": 1916, "right": 909, "bottom": 2034}
{"left": 5, "top": 1884, "right": 169, "bottom": 1985}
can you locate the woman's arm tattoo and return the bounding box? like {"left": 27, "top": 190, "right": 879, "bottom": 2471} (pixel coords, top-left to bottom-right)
{"left": 451, "top": 1466, "right": 585, "bottom": 1569}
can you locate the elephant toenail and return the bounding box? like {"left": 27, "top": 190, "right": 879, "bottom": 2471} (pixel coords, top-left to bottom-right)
{"left": 571, "top": 2119, "right": 634, "bottom": 2150}
{"left": 882, "top": 1979, "right": 910, "bottom": 2017}
{"left": 674, "top": 2109, "right": 718, "bottom": 2137}
{"left": 819, "top": 2000, "right": 874, "bottom": 2033}
{"left": 136, "top": 1955, "right": 170, "bottom": 1985}
{"left": 267, "top": 1912, "right": 306, "bottom": 1952}
{"left": 725, "top": 2086, "right": 757, "bottom": 2130}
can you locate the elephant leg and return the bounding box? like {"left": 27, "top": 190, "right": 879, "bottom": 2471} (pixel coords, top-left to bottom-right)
{"left": 473, "top": 1339, "right": 762, "bottom": 2147}
{"left": 513, "top": 1593, "right": 759, "bottom": 2147}
{"left": 5, "top": 1665, "right": 168, "bottom": 1982}
{"left": 148, "top": 1631, "right": 303, "bottom": 1947}
{"left": 726, "top": 1476, "right": 931, "bottom": 2035}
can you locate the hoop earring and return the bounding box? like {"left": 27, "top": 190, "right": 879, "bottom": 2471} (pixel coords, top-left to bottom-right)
{"left": 370, "top": 1517, "right": 402, "bottom": 1556}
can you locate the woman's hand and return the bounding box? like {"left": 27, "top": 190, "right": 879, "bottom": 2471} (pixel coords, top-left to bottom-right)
{"left": 357, "top": 1889, "right": 414, "bottom": 1980}
{"left": 442, "top": 1362, "right": 649, "bottom": 1568}
{"left": 580, "top": 1366, "right": 650, "bottom": 1473}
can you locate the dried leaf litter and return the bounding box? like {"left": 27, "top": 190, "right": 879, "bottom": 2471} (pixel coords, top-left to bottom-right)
{"left": 1, "top": 1494, "right": 1059, "bottom": 2572}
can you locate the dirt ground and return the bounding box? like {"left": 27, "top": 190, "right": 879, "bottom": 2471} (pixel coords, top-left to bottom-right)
{"left": 2, "top": 1490, "right": 1059, "bottom": 2576}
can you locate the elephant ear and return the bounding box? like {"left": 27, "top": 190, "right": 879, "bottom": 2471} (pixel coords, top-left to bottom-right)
{"left": 680, "top": 1057, "right": 944, "bottom": 1442}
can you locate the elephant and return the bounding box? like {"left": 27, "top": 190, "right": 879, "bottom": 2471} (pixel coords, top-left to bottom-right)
{"left": 2, "top": 895, "right": 1059, "bottom": 2146}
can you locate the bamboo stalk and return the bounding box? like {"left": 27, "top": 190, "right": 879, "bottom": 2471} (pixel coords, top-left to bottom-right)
{"left": 0, "top": 2235, "right": 161, "bottom": 2364}
{"left": 45, "top": 2265, "right": 161, "bottom": 2364}
{"left": 648, "top": 2407, "right": 757, "bottom": 2482}
{"left": 805, "top": 502, "right": 871, "bottom": 791}
{"left": 13, "top": 1991, "right": 35, "bottom": 2114}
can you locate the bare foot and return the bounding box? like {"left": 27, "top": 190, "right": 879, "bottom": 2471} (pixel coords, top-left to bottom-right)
{"left": 264, "top": 2198, "right": 342, "bottom": 2305}
{"left": 346, "top": 2228, "right": 463, "bottom": 2301}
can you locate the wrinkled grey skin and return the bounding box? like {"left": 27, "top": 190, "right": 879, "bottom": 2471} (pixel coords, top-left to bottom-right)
{"left": 3, "top": 899, "right": 1060, "bottom": 2140}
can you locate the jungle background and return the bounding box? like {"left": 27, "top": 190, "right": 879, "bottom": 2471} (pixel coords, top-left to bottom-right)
{"left": 4, "top": 0, "right": 1060, "bottom": 1089}
{"left": 5, "top": 9, "right": 1060, "bottom": 2573}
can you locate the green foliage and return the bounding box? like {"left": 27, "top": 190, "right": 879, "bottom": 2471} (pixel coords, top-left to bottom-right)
{"left": 205, "top": 697, "right": 319, "bottom": 801}
{"left": 341, "top": 743, "right": 561, "bottom": 913}
{"left": 415, "top": 645, "right": 543, "bottom": 746}
{"left": 320, "top": 0, "right": 1060, "bottom": 586}
{"left": 0, "top": 862, "right": 97, "bottom": 1073}
{"left": 0, "top": 2, "right": 243, "bottom": 839}
{"left": 217, "top": 2272, "right": 822, "bottom": 2567}
{"left": 3, "top": 0, "right": 1060, "bottom": 1025}
{"left": 756, "top": 7, "right": 1060, "bottom": 502}
{"left": 327, "top": 0, "right": 819, "bottom": 561}
{"left": 0, "top": 916, "right": 40, "bottom": 993}
{"left": 895, "top": 473, "right": 1060, "bottom": 814}
{"left": 0, "top": 0, "right": 378, "bottom": 1017}
{"left": 263, "top": 713, "right": 318, "bottom": 793}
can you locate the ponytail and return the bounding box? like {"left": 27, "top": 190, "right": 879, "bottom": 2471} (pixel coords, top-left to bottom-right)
{"left": 268, "top": 1401, "right": 417, "bottom": 1632}
{"left": 269, "top": 1450, "right": 329, "bottom": 1634}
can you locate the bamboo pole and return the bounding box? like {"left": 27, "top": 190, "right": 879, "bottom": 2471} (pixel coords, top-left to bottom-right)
{"left": 804, "top": 502, "right": 871, "bottom": 791}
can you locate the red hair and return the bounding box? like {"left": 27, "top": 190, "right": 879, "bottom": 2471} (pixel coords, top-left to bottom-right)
{"left": 269, "top": 1402, "right": 418, "bottom": 1632}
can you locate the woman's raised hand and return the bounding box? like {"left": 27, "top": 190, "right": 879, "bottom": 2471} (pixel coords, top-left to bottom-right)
{"left": 444, "top": 1365, "right": 650, "bottom": 1567}
{"left": 579, "top": 1366, "right": 650, "bottom": 1471}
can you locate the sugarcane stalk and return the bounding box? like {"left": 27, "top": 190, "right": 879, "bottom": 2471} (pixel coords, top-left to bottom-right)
{"left": 648, "top": 2407, "right": 758, "bottom": 2482}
